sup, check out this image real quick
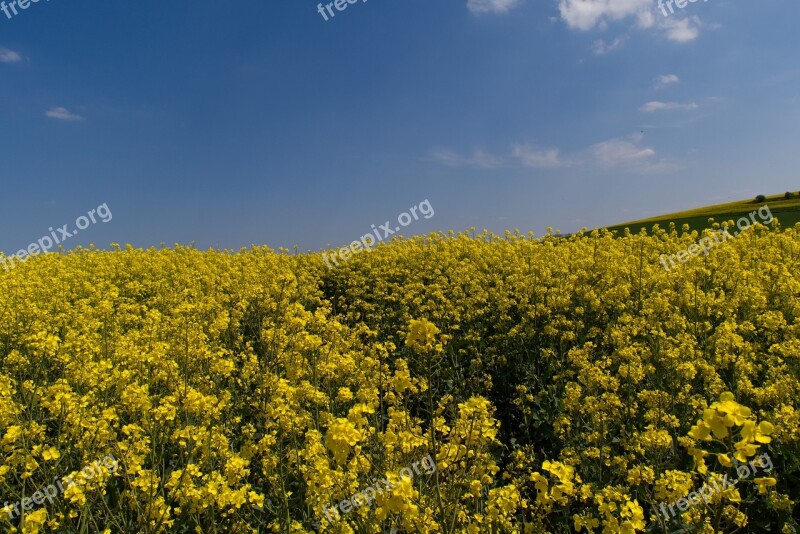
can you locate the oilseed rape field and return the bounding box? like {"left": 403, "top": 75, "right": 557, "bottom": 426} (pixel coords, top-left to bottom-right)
{"left": 1, "top": 221, "right": 799, "bottom": 533}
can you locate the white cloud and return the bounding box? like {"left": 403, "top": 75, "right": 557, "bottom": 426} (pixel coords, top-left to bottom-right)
{"left": 557, "top": 0, "right": 703, "bottom": 42}
{"left": 0, "top": 47, "right": 22, "bottom": 64}
{"left": 557, "top": 0, "right": 653, "bottom": 31}
{"left": 512, "top": 143, "right": 566, "bottom": 168}
{"left": 640, "top": 100, "right": 699, "bottom": 112}
{"left": 431, "top": 134, "right": 674, "bottom": 174}
{"left": 430, "top": 148, "right": 505, "bottom": 169}
{"left": 590, "top": 132, "right": 654, "bottom": 167}
{"left": 45, "top": 107, "right": 84, "bottom": 121}
{"left": 591, "top": 37, "right": 625, "bottom": 55}
{"left": 660, "top": 16, "right": 701, "bottom": 42}
{"left": 431, "top": 142, "right": 567, "bottom": 169}
{"left": 655, "top": 74, "right": 679, "bottom": 88}
{"left": 589, "top": 133, "right": 675, "bottom": 172}
{"left": 467, "top": 0, "right": 521, "bottom": 14}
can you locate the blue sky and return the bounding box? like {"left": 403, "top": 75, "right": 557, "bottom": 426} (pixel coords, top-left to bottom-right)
{"left": 1, "top": 0, "right": 798, "bottom": 253}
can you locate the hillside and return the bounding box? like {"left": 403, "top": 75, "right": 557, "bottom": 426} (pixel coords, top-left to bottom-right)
{"left": 605, "top": 192, "right": 800, "bottom": 233}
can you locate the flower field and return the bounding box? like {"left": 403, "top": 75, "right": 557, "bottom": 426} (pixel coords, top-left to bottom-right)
{"left": 1, "top": 221, "right": 799, "bottom": 533}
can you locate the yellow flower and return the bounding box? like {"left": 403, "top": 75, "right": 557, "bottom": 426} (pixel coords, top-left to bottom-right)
{"left": 336, "top": 387, "right": 354, "bottom": 402}
{"left": 703, "top": 408, "right": 730, "bottom": 439}
{"left": 41, "top": 447, "right": 60, "bottom": 461}
{"left": 754, "top": 477, "right": 777, "bottom": 494}
{"left": 64, "top": 482, "right": 87, "bottom": 506}
{"left": 3, "top": 425, "right": 23, "bottom": 445}
{"left": 24, "top": 456, "right": 40, "bottom": 474}
{"left": 734, "top": 440, "right": 760, "bottom": 462}
{"left": 688, "top": 420, "right": 712, "bottom": 441}
{"left": 741, "top": 420, "right": 774, "bottom": 444}
{"left": 324, "top": 418, "right": 361, "bottom": 464}
{"left": 20, "top": 509, "right": 48, "bottom": 534}
{"left": 405, "top": 319, "right": 440, "bottom": 353}
{"left": 688, "top": 448, "right": 709, "bottom": 475}
{"left": 713, "top": 392, "right": 752, "bottom": 426}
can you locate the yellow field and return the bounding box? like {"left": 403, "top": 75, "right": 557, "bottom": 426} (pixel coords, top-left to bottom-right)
{"left": 1, "top": 221, "right": 799, "bottom": 533}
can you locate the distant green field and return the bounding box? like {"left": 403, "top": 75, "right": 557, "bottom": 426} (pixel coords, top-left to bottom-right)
{"left": 605, "top": 192, "right": 800, "bottom": 234}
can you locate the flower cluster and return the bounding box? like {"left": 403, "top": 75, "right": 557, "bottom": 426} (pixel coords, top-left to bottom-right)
{"left": 688, "top": 392, "right": 774, "bottom": 465}
{"left": 0, "top": 220, "right": 798, "bottom": 532}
